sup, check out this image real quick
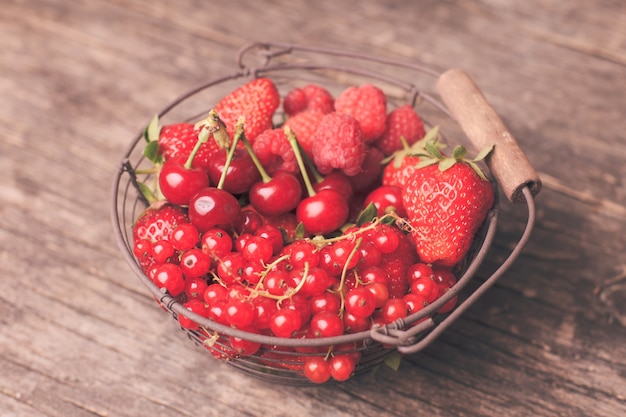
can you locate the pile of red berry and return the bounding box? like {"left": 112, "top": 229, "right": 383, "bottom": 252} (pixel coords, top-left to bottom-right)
{"left": 130, "top": 77, "right": 494, "bottom": 384}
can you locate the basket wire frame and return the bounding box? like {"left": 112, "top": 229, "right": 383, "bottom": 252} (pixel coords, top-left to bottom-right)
{"left": 110, "top": 42, "right": 537, "bottom": 385}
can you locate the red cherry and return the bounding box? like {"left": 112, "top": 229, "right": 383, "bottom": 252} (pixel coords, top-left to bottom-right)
{"left": 296, "top": 189, "right": 349, "bottom": 235}
{"left": 364, "top": 185, "right": 406, "bottom": 217}
{"left": 313, "top": 170, "right": 354, "bottom": 202}
{"left": 159, "top": 155, "right": 210, "bottom": 205}
{"left": 207, "top": 147, "right": 261, "bottom": 195}
{"left": 188, "top": 187, "right": 241, "bottom": 232}
{"left": 249, "top": 171, "right": 303, "bottom": 216}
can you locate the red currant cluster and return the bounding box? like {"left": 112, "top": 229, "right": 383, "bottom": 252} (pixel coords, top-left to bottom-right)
{"left": 130, "top": 88, "right": 461, "bottom": 384}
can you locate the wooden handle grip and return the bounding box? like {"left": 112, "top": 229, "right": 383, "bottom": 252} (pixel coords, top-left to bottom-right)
{"left": 436, "top": 69, "right": 542, "bottom": 203}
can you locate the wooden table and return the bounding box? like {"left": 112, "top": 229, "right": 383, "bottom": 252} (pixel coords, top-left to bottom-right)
{"left": 2, "top": 1, "right": 625, "bottom": 416}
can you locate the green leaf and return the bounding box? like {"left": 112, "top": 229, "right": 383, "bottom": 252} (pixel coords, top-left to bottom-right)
{"left": 142, "top": 140, "right": 163, "bottom": 164}
{"left": 356, "top": 202, "right": 378, "bottom": 226}
{"left": 136, "top": 181, "right": 158, "bottom": 204}
{"left": 473, "top": 144, "right": 494, "bottom": 162}
{"left": 439, "top": 157, "right": 457, "bottom": 172}
{"left": 295, "top": 222, "right": 306, "bottom": 240}
{"left": 143, "top": 115, "right": 161, "bottom": 143}
{"left": 425, "top": 140, "right": 444, "bottom": 159}
{"left": 383, "top": 350, "right": 403, "bottom": 371}
{"left": 467, "top": 161, "right": 489, "bottom": 181}
{"left": 416, "top": 158, "right": 439, "bottom": 169}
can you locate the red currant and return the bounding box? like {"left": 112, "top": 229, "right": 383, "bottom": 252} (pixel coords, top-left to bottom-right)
{"left": 329, "top": 354, "right": 356, "bottom": 381}
{"left": 310, "top": 311, "right": 344, "bottom": 338}
{"left": 345, "top": 287, "right": 377, "bottom": 318}
{"left": 270, "top": 308, "right": 302, "bottom": 338}
{"left": 170, "top": 223, "right": 200, "bottom": 252}
{"left": 178, "top": 298, "right": 208, "bottom": 330}
{"left": 153, "top": 263, "right": 186, "bottom": 297}
{"left": 303, "top": 356, "right": 331, "bottom": 384}
{"left": 180, "top": 248, "right": 211, "bottom": 278}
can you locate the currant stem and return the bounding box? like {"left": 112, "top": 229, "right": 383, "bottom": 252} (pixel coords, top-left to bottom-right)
{"left": 284, "top": 126, "right": 316, "bottom": 197}
{"left": 336, "top": 237, "right": 363, "bottom": 317}
{"left": 216, "top": 117, "right": 245, "bottom": 190}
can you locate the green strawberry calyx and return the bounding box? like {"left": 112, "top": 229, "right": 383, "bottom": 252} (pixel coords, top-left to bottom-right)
{"left": 380, "top": 126, "right": 444, "bottom": 168}
{"left": 416, "top": 139, "right": 494, "bottom": 181}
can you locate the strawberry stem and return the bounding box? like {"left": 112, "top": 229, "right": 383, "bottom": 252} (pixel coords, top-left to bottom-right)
{"left": 285, "top": 126, "right": 316, "bottom": 197}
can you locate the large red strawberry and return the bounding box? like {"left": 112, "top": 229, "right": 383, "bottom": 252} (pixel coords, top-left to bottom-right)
{"left": 401, "top": 142, "right": 494, "bottom": 268}
{"left": 214, "top": 77, "right": 280, "bottom": 142}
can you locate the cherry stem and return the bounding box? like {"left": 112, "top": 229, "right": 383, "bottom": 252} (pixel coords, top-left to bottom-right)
{"left": 216, "top": 117, "right": 245, "bottom": 190}
{"left": 298, "top": 143, "right": 324, "bottom": 184}
{"left": 284, "top": 126, "right": 316, "bottom": 197}
{"left": 184, "top": 128, "right": 210, "bottom": 170}
{"left": 239, "top": 125, "right": 272, "bottom": 183}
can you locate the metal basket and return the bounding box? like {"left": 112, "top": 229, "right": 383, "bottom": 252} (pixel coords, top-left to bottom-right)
{"left": 111, "top": 42, "right": 541, "bottom": 386}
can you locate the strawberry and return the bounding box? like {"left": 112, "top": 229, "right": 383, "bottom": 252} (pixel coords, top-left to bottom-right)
{"left": 401, "top": 142, "right": 495, "bottom": 268}
{"left": 374, "top": 104, "right": 426, "bottom": 156}
{"left": 381, "top": 127, "right": 443, "bottom": 189}
{"left": 157, "top": 122, "right": 222, "bottom": 169}
{"left": 132, "top": 202, "right": 189, "bottom": 243}
{"left": 334, "top": 84, "right": 387, "bottom": 143}
{"left": 283, "top": 84, "right": 334, "bottom": 116}
{"left": 311, "top": 112, "right": 366, "bottom": 176}
{"left": 214, "top": 77, "right": 280, "bottom": 142}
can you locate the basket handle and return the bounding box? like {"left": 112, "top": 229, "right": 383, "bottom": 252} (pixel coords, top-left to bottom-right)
{"left": 436, "top": 69, "right": 542, "bottom": 203}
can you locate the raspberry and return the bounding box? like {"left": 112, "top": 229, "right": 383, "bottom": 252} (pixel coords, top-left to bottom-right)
{"left": 283, "top": 84, "right": 334, "bottom": 116}
{"left": 374, "top": 105, "right": 426, "bottom": 156}
{"left": 311, "top": 112, "right": 366, "bottom": 176}
{"left": 334, "top": 84, "right": 387, "bottom": 143}
{"left": 283, "top": 110, "right": 324, "bottom": 157}
{"left": 252, "top": 128, "right": 298, "bottom": 175}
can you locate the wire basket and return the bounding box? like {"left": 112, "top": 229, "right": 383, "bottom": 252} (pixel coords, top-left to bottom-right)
{"left": 111, "top": 42, "right": 541, "bottom": 386}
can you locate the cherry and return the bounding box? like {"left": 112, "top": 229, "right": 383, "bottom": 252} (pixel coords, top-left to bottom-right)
{"left": 285, "top": 126, "right": 349, "bottom": 235}
{"left": 207, "top": 147, "right": 260, "bottom": 195}
{"left": 364, "top": 185, "right": 406, "bottom": 218}
{"left": 313, "top": 170, "right": 354, "bottom": 203}
{"left": 188, "top": 187, "right": 241, "bottom": 232}
{"left": 249, "top": 170, "right": 303, "bottom": 216}
{"left": 235, "top": 208, "right": 264, "bottom": 234}
{"left": 159, "top": 155, "right": 210, "bottom": 206}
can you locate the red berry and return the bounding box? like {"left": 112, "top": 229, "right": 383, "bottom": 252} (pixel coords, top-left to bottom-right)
{"left": 310, "top": 311, "right": 344, "bottom": 338}
{"left": 216, "top": 252, "right": 247, "bottom": 286}
{"left": 201, "top": 228, "right": 233, "bottom": 259}
{"left": 188, "top": 187, "right": 241, "bottom": 232}
{"left": 229, "top": 327, "right": 262, "bottom": 356}
{"left": 170, "top": 223, "right": 200, "bottom": 252}
{"left": 180, "top": 248, "right": 211, "bottom": 278}
{"left": 249, "top": 171, "right": 303, "bottom": 217}
{"left": 133, "top": 203, "right": 188, "bottom": 243}
{"left": 283, "top": 110, "right": 325, "bottom": 157}
{"left": 152, "top": 239, "right": 176, "bottom": 264}
{"left": 203, "top": 283, "right": 228, "bottom": 306}
{"left": 270, "top": 308, "right": 302, "bottom": 338}
{"left": 297, "top": 189, "right": 349, "bottom": 235}
{"left": 309, "top": 292, "right": 342, "bottom": 315}
{"left": 252, "top": 128, "right": 299, "bottom": 176}
{"left": 409, "top": 277, "right": 440, "bottom": 303}
{"left": 364, "top": 185, "right": 406, "bottom": 218}
{"left": 184, "top": 276, "right": 208, "bottom": 300}
{"left": 283, "top": 84, "right": 334, "bottom": 116}
{"left": 311, "top": 112, "right": 366, "bottom": 176}
{"left": 375, "top": 104, "right": 425, "bottom": 156}
{"left": 345, "top": 287, "right": 377, "bottom": 318}
{"left": 178, "top": 299, "right": 208, "bottom": 330}
{"left": 329, "top": 354, "right": 356, "bottom": 382}
{"left": 225, "top": 299, "right": 255, "bottom": 329}
{"left": 303, "top": 356, "right": 331, "bottom": 384}
{"left": 334, "top": 84, "right": 387, "bottom": 143}
{"left": 347, "top": 146, "right": 385, "bottom": 192}
{"left": 255, "top": 224, "right": 284, "bottom": 255}
{"left": 381, "top": 298, "right": 409, "bottom": 324}
{"left": 158, "top": 122, "right": 221, "bottom": 169}
{"left": 206, "top": 147, "right": 260, "bottom": 195}
{"left": 153, "top": 263, "right": 186, "bottom": 297}
{"left": 213, "top": 78, "right": 280, "bottom": 142}
{"left": 159, "top": 155, "right": 210, "bottom": 205}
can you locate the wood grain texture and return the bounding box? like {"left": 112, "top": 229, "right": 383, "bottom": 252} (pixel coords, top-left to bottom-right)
{"left": 1, "top": 0, "right": 625, "bottom": 416}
